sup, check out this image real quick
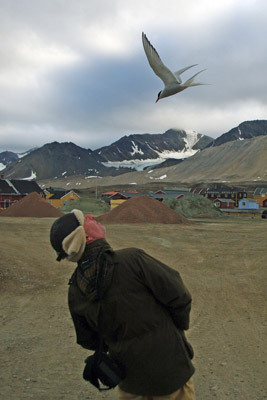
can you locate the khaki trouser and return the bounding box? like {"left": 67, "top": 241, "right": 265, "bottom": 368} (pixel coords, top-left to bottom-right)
{"left": 118, "top": 378, "right": 196, "bottom": 400}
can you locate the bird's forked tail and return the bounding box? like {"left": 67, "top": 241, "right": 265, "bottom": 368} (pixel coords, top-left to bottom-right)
{"left": 183, "top": 69, "right": 207, "bottom": 88}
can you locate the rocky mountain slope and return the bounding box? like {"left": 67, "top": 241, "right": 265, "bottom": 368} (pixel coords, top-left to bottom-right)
{"left": 40, "top": 135, "right": 267, "bottom": 188}
{"left": 97, "top": 129, "right": 212, "bottom": 169}
{"left": 1, "top": 129, "right": 213, "bottom": 179}
{"left": 105, "top": 135, "right": 267, "bottom": 185}
{"left": 1, "top": 120, "right": 266, "bottom": 182}
{"left": 209, "top": 120, "right": 267, "bottom": 147}
{"left": 1, "top": 142, "right": 121, "bottom": 180}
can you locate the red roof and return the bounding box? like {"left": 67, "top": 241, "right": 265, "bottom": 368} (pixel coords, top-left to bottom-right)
{"left": 102, "top": 191, "right": 119, "bottom": 196}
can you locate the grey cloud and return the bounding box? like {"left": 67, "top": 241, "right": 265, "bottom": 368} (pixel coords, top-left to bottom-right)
{"left": 0, "top": 0, "right": 266, "bottom": 153}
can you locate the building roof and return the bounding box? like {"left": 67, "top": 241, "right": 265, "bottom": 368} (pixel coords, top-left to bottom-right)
{"left": 254, "top": 187, "right": 267, "bottom": 196}
{"left": 214, "top": 198, "right": 235, "bottom": 203}
{"left": 109, "top": 192, "right": 146, "bottom": 199}
{"left": 151, "top": 192, "right": 186, "bottom": 199}
{"left": 49, "top": 190, "right": 78, "bottom": 199}
{"left": 239, "top": 198, "right": 258, "bottom": 203}
{"left": 10, "top": 180, "right": 43, "bottom": 194}
{"left": 45, "top": 186, "right": 68, "bottom": 193}
{"left": 206, "top": 185, "right": 246, "bottom": 194}
{"left": 190, "top": 187, "right": 206, "bottom": 194}
{"left": 0, "top": 179, "right": 16, "bottom": 194}
{"left": 0, "top": 179, "right": 42, "bottom": 195}
{"left": 102, "top": 191, "right": 119, "bottom": 196}
{"left": 153, "top": 189, "right": 190, "bottom": 198}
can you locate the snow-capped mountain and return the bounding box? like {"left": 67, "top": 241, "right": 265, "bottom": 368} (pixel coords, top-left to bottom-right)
{"left": 97, "top": 129, "right": 213, "bottom": 171}
{"left": 1, "top": 120, "right": 266, "bottom": 181}
{"left": 0, "top": 148, "right": 37, "bottom": 171}
{"left": 1, "top": 129, "right": 213, "bottom": 179}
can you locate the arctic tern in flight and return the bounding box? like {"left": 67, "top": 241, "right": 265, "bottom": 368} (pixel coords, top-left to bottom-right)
{"left": 142, "top": 32, "right": 207, "bottom": 102}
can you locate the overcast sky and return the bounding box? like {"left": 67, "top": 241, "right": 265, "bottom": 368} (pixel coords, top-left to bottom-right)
{"left": 0, "top": 0, "right": 266, "bottom": 153}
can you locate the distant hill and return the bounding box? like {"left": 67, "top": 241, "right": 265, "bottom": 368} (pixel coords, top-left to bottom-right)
{"left": 1, "top": 142, "right": 132, "bottom": 180}
{"left": 209, "top": 120, "right": 267, "bottom": 147}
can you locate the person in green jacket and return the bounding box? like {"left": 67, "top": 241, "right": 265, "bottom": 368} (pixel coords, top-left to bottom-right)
{"left": 50, "top": 209, "right": 196, "bottom": 400}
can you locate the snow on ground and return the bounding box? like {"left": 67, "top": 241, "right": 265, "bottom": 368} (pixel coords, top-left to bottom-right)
{"left": 157, "top": 174, "right": 167, "bottom": 180}
{"left": 0, "top": 163, "right": 5, "bottom": 171}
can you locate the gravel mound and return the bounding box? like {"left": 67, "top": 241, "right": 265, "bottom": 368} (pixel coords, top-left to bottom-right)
{"left": 0, "top": 192, "right": 64, "bottom": 218}
{"left": 96, "top": 195, "right": 190, "bottom": 224}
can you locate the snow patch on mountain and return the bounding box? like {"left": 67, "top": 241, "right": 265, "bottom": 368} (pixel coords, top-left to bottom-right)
{"left": 130, "top": 141, "right": 144, "bottom": 156}
{"left": 102, "top": 149, "right": 199, "bottom": 171}
{"left": 0, "top": 163, "right": 5, "bottom": 171}
{"left": 102, "top": 130, "right": 200, "bottom": 171}
{"left": 183, "top": 131, "right": 201, "bottom": 149}
{"left": 22, "top": 170, "right": 37, "bottom": 180}
{"left": 18, "top": 148, "right": 38, "bottom": 159}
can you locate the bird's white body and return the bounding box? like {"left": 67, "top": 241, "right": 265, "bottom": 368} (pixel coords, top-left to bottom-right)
{"left": 142, "top": 32, "right": 206, "bottom": 102}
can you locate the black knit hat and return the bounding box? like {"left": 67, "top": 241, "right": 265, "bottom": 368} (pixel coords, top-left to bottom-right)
{"left": 50, "top": 209, "right": 86, "bottom": 262}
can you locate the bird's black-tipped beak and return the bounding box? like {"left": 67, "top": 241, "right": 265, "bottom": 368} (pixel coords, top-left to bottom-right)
{"left": 156, "top": 98, "right": 159, "bottom": 103}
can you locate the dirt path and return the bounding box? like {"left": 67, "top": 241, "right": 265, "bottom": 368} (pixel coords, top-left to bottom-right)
{"left": 0, "top": 217, "right": 266, "bottom": 399}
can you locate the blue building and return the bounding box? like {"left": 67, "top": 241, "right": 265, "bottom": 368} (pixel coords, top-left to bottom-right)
{"left": 238, "top": 198, "right": 259, "bottom": 210}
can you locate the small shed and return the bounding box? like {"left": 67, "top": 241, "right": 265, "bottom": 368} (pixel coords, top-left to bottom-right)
{"left": 238, "top": 198, "right": 259, "bottom": 210}
{"left": 213, "top": 198, "right": 235, "bottom": 209}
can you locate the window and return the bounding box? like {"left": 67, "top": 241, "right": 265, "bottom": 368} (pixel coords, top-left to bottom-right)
{"left": 242, "top": 201, "right": 246, "bottom": 206}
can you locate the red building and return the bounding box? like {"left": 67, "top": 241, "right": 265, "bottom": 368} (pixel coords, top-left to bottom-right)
{"left": 0, "top": 178, "right": 43, "bottom": 209}
{"left": 213, "top": 198, "right": 235, "bottom": 209}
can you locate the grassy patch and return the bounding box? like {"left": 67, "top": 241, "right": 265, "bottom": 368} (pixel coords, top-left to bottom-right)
{"left": 59, "top": 196, "right": 110, "bottom": 216}
{"left": 163, "top": 194, "right": 222, "bottom": 218}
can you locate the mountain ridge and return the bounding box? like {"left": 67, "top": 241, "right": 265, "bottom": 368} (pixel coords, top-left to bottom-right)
{"left": 1, "top": 120, "right": 266, "bottom": 183}
{"left": 1, "top": 129, "right": 213, "bottom": 179}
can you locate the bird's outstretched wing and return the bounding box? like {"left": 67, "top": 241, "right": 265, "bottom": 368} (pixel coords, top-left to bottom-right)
{"left": 174, "top": 64, "right": 198, "bottom": 83}
{"left": 142, "top": 32, "right": 177, "bottom": 86}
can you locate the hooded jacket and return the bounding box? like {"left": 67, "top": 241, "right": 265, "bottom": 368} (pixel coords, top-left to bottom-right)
{"left": 68, "top": 239, "right": 195, "bottom": 396}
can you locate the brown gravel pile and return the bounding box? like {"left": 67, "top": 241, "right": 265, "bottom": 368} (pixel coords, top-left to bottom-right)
{"left": 96, "top": 195, "right": 190, "bottom": 224}
{"left": 0, "top": 192, "right": 64, "bottom": 218}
